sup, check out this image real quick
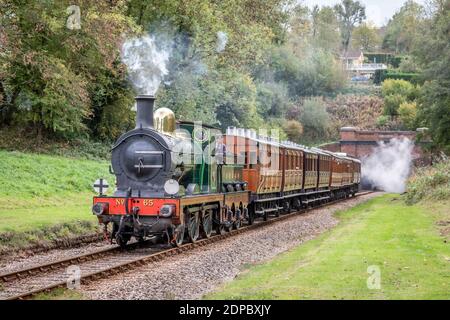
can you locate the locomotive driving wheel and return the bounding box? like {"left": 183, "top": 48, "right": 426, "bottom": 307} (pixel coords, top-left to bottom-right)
{"left": 188, "top": 211, "right": 200, "bottom": 242}
{"left": 170, "top": 224, "right": 184, "bottom": 247}
{"left": 215, "top": 224, "right": 226, "bottom": 235}
{"left": 214, "top": 209, "right": 226, "bottom": 235}
{"left": 201, "top": 210, "right": 213, "bottom": 238}
{"left": 234, "top": 208, "right": 242, "bottom": 229}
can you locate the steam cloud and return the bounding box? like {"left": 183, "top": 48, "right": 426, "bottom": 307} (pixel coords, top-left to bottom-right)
{"left": 362, "top": 138, "right": 414, "bottom": 193}
{"left": 121, "top": 35, "right": 172, "bottom": 95}
{"left": 216, "top": 31, "right": 228, "bottom": 53}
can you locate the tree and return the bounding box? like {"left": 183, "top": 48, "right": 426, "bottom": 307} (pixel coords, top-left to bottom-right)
{"left": 334, "top": 0, "right": 366, "bottom": 52}
{"left": 351, "top": 22, "right": 381, "bottom": 52}
{"left": 255, "top": 82, "right": 291, "bottom": 118}
{"left": 298, "top": 98, "right": 330, "bottom": 142}
{"left": 311, "top": 5, "right": 320, "bottom": 38}
{"left": 413, "top": 0, "right": 450, "bottom": 151}
{"left": 264, "top": 46, "right": 346, "bottom": 98}
{"left": 312, "top": 6, "right": 341, "bottom": 53}
{"left": 0, "top": 0, "right": 137, "bottom": 140}
{"left": 286, "top": 4, "right": 311, "bottom": 57}
{"left": 382, "top": 0, "right": 425, "bottom": 54}
{"left": 126, "top": 0, "right": 291, "bottom": 131}
{"left": 398, "top": 56, "right": 421, "bottom": 73}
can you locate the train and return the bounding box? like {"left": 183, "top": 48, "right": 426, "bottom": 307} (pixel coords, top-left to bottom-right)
{"left": 92, "top": 95, "right": 361, "bottom": 247}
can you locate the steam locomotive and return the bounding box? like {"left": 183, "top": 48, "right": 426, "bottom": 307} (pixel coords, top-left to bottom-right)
{"left": 92, "top": 95, "right": 361, "bottom": 247}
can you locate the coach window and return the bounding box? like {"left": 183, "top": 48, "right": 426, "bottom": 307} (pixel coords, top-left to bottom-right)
{"left": 290, "top": 152, "right": 294, "bottom": 170}
{"left": 292, "top": 152, "right": 296, "bottom": 169}
{"left": 290, "top": 152, "right": 293, "bottom": 170}
{"left": 287, "top": 151, "right": 291, "bottom": 170}
{"left": 291, "top": 152, "right": 294, "bottom": 170}
{"left": 298, "top": 153, "right": 301, "bottom": 170}
{"left": 294, "top": 152, "right": 297, "bottom": 169}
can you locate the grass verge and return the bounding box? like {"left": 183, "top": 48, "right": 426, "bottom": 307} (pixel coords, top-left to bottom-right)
{"left": 205, "top": 194, "right": 450, "bottom": 300}
{"left": 33, "top": 288, "right": 85, "bottom": 300}
{"left": 0, "top": 150, "right": 113, "bottom": 252}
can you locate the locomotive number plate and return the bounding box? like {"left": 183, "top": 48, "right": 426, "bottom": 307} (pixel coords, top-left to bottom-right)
{"left": 143, "top": 199, "right": 154, "bottom": 206}
{"left": 114, "top": 199, "right": 154, "bottom": 206}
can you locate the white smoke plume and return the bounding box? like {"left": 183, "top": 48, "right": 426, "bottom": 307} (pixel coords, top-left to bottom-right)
{"left": 362, "top": 138, "right": 414, "bottom": 193}
{"left": 216, "top": 31, "right": 228, "bottom": 53}
{"left": 121, "top": 35, "right": 172, "bottom": 95}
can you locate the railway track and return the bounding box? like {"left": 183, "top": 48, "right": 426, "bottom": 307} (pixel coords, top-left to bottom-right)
{"left": 0, "top": 191, "right": 373, "bottom": 300}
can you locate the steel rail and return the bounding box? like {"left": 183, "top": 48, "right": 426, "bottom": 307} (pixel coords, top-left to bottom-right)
{"left": 2, "top": 191, "right": 374, "bottom": 300}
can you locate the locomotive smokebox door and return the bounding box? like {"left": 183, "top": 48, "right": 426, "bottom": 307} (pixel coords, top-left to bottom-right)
{"left": 121, "top": 139, "right": 164, "bottom": 181}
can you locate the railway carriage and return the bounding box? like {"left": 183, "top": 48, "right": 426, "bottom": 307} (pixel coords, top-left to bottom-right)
{"left": 92, "top": 95, "right": 361, "bottom": 247}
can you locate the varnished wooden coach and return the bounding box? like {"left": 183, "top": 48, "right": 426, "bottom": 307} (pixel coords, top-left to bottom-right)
{"left": 222, "top": 128, "right": 360, "bottom": 221}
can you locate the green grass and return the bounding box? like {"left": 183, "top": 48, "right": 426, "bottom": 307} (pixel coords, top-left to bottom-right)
{"left": 205, "top": 195, "right": 450, "bottom": 300}
{"left": 0, "top": 150, "right": 113, "bottom": 199}
{"left": 0, "top": 193, "right": 95, "bottom": 233}
{"left": 33, "top": 288, "right": 85, "bottom": 300}
{"left": 0, "top": 150, "right": 113, "bottom": 250}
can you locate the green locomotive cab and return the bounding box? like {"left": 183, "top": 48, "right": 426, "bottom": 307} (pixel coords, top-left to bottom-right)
{"left": 175, "top": 121, "right": 222, "bottom": 195}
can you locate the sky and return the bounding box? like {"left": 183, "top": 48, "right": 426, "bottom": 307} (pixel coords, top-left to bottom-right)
{"left": 301, "top": 0, "right": 427, "bottom": 26}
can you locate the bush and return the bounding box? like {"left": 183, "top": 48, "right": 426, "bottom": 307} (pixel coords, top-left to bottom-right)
{"left": 398, "top": 56, "right": 421, "bottom": 73}
{"left": 398, "top": 101, "right": 418, "bottom": 130}
{"left": 375, "top": 70, "right": 420, "bottom": 84}
{"left": 283, "top": 120, "right": 304, "bottom": 143}
{"left": 381, "top": 79, "right": 416, "bottom": 99}
{"left": 298, "top": 98, "right": 330, "bottom": 143}
{"left": 406, "top": 158, "right": 450, "bottom": 204}
{"left": 261, "top": 47, "right": 346, "bottom": 98}
{"left": 381, "top": 79, "right": 419, "bottom": 118}
{"left": 383, "top": 94, "right": 406, "bottom": 116}
{"left": 376, "top": 115, "right": 390, "bottom": 127}
{"left": 255, "top": 82, "right": 292, "bottom": 118}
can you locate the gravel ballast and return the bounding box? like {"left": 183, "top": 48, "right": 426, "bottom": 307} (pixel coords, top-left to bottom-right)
{"left": 0, "top": 241, "right": 113, "bottom": 275}
{"left": 80, "top": 193, "right": 380, "bottom": 300}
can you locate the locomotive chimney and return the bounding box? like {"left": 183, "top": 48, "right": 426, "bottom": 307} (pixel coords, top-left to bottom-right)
{"left": 135, "top": 95, "right": 155, "bottom": 129}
